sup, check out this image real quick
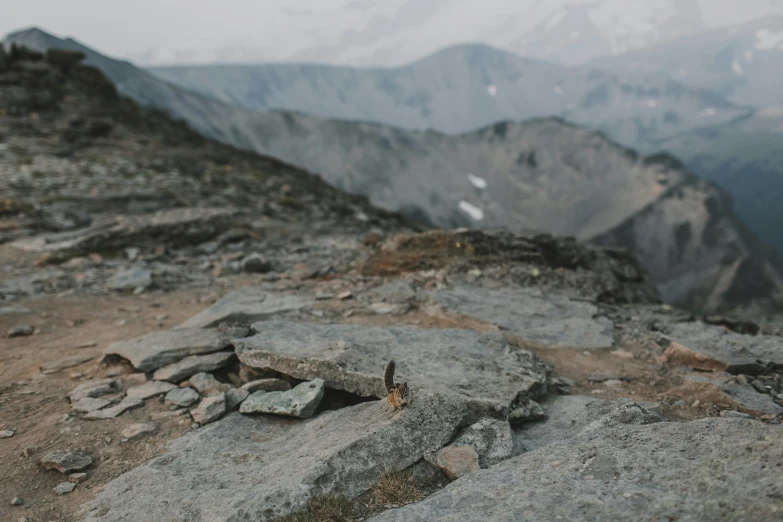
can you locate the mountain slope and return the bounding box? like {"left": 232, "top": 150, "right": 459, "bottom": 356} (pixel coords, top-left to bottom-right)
{"left": 5, "top": 28, "right": 782, "bottom": 317}
{"left": 591, "top": 16, "right": 783, "bottom": 107}
{"left": 148, "top": 42, "right": 748, "bottom": 149}
{"left": 653, "top": 108, "right": 783, "bottom": 256}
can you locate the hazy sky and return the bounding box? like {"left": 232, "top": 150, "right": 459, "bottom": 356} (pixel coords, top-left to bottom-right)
{"left": 1, "top": 0, "right": 778, "bottom": 65}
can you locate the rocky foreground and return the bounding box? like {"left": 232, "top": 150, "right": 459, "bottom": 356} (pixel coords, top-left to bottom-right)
{"left": 1, "top": 47, "right": 782, "bottom": 522}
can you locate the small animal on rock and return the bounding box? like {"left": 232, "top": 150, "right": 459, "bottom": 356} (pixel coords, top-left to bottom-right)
{"left": 384, "top": 360, "right": 411, "bottom": 411}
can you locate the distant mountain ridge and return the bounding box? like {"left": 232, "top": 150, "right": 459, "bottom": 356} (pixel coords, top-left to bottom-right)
{"left": 148, "top": 42, "right": 749, "bottom": 151}
{"left": 4, "top": 27, "right": 783, "bottom": 318}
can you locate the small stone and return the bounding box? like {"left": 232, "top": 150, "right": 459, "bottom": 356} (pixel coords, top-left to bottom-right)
{"left": 121, "top": 423, "right": 157, "bottom": 440}
{"left": 71, "top": 397, "right": 114, "bottom": 413}
{"left": 40, "top": 450, "right": 92, "bottom": 473}
{"left": 107, "top": 267, "right": 152, "bottom": 291}
{"left": 751, "top": 380, "right": 771, "bottom": 394}
{"left": 77, "top": 341, "right": 98, "bottom": 348}
{"left": 450, "top": 418, "right": 513, "bottom": 468}
{"left": 40, "top": 355, "right": 93, "bottom": 373}
{"left": 240, "top": 378, "right": 291, "bottom": 393}
{"left": 126, "top": 381, "right": 177, "bottom": 401}
{"left": 84, "top": 397, "right": 143, "bottom": 420}
{"left": 241, "top": 254, "right": 272, "bottom": 273}
{"left": 190, "top": 395, "right": 226, "bottom": 425}
{"left": 7, "top": 324, "right": 34, "bottom": 338}
{"left": 10, "top": 496, "right": 23, "bottom": 506}
{"left": 165, "top": 387, "right": 200, "bottom": 408}
{"left": 53, "top": 481, "right": 77, "bottom": 495}
{"left": 337, "top": 291, "right": 353, "bottom": 300}
{"left": 610, "top": 349, "right": 634, "bottom": 359}
{"left": 672, "top": 400, "right": 688, "bottom": 408}
{"left": 68, "top": 379, "right": 122, "bottom": 402}
{"left": 188, "top": 372, "right": 232, "bottom": 396}
{"left": 587, "top": 373, "right": 611, "bottom": 383}
{"left": 239, "top": 379, "right": 325, "bottom": 419}
{"left": 0, "top": 429, "right": 16, "bottom": 439}
{"left": 225, "top": 388, "right": 250, "bottom": 411}
{"left": 69, "top": 472, "right": 89, "bottom": 483}
{"left": 425, "top": 446, "right": 481, "bottom": 480}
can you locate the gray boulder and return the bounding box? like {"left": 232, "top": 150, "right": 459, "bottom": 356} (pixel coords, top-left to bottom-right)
{"left": 430, "top": 286, "right": 614, "bottom": 349}
{"left": 41, "top": 450, "right": 92, "bottom": 474}
{"left": 106, "top": 327, "right": 245, "bottom": 372}
{"left": 234, "top": 321, "right": 551, "bottom": 420}
{"left": 239, "top": 379, "right": 325, "bottom": 418}
{"left": 67, "top": 378, "right": 122, "bottom": 403}
{"left": 177, "top": 287, "right": 313, "bottom": 329}
{"left": 369, "top": 418, "right": 783, "bottom": 522}
{"left": 79, "top": 389, "right": 467, "bottom": 522}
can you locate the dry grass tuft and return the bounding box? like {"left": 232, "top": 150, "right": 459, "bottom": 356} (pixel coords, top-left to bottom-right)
{"left": 277, "top": 493, "right": 355, "bottom": 522}
{"left": 369, "top": 468, "right": 426, "bottom": 508}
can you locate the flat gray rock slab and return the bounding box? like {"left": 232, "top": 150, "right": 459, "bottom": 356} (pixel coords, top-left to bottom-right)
{"left": 125, "top": 381, "right": 176, "bottom": 401}
{"left": 369, "top": 418, "right": 783, "bottom": 522}
{"left": 40, "top": 355, "right": 93, "bottom": 373}
{"left": 84, "top": 397, "right": 143, "bottom": 420}
{"left": 122, "top": 423, "right": 157, "bottom": 440}
{"left": 190, "top": 395, "right": 226, "bottom": 425}
{"left": 177, "top": 287, "right": 313, "bottom": 329}
{"left": 67, "top": 379, "right": 122, "bottom": 403}
{"left": 41, "top": 450, "right": 92, "bottom": 474}
{"left": 513, "top": 395, "right": 599, "bottom": 453}
{"left": 239, "top": 379, "right": 325, "bottom": 418}
{"left": 79, "top": 390, "right": 467, "bottom": 522}
{"left": 71, "top": 397, "right": 115, "bottom": 413}
{"left": 165, "top": 387, "right": 200, "bottom": 408}
{"left": 667, "top": 322, "right": 783, "bottom": 372}
{"left": 107, "top": 267, "right": 152, "bottom": 291}
{"left": 430, "top": 286, "right": 614, "bottom": 349}
{"left": 106, "top": 327, "right": 243, "bottom": 372}
{"left": 152, "top": 352, "right": 235, "bottom": 383}
{"left": 235, "top": 321, "right": 551, "bottom": 419}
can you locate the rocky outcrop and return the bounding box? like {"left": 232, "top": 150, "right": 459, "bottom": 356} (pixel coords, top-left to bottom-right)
{"left": 234, "top": 320, "right": 552, "bottom": 421}
{"left": 370, "top": 417, "right": 783, "bottom": 522}
{"left": 80, "top": 391, "right": 468, "bottom": 522}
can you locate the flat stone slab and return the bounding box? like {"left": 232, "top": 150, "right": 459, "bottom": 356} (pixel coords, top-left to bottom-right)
{"left": 67, "top": 379, "right": 122, "bottom": 403}
{"left": 239, "top": 379, "right": 325, "bottom": 418}
{"left": 54, "top": 481, "right": 77, "bottom": 495}
{"left": 79, "top": 389, "right": 466, "bottom": 522}
{"left": 240, "top": 378, "right": 291, "bottom": 393}
{"left": 165, "top": 387, "right": 200, "bottom": 408}
{"left": 106, "top": 327, "right": 244, "bottom": 372}
{"left": 41, "top": 450, "right": 92, "bottom": 474}
{"left": 235, "top": 321, "right": 551, "bottom": 419}
{"left": 430, "top": 286, "right": 614, "bottom": 349}
{"left": 191, "top": 395, "right": 226, "bottom": 425}
{"left": 125, "top": 381, "right": 177, "bottom": 401}
{"left": 188, "top": 372, "right": 232, "bottom": 396}
{"left": 71, "top": 397, "right": 115, "bottom": 413}
{"left": 84, "top": 397, "right": 143, "bottom": 420}
{"left": 370, "top": 418, "right": 783, "bottom": 522}
{"left": 177, "top": 287, "right": 313, "bottom": 329}
{"left": 152, "top": 352, "right": 235, "bottom": 383}
{"left": 40, "top": 355, "right": 93, "bottom": 373}
{"left": 667, "top": 322, "right": 783, "bottom": 372}
{"left": 122, "top": 423, "right": 157, "bottom": 440}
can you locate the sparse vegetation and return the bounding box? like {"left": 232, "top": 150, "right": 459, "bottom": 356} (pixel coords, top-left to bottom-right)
{"left": 368, "top": 468, "right": 426, "bottom": 508}
{"left": 277, "top": 493, "right": 356, "bottom": 522}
